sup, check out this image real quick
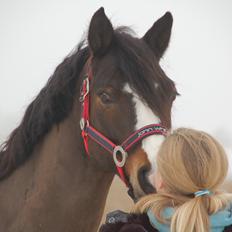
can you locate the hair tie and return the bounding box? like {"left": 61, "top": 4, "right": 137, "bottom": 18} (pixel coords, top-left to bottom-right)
{"left": 194, "top": 189, "right": 211, "bottom": 197}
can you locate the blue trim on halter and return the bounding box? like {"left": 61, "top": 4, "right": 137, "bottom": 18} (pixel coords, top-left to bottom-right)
{"left": 194, "top": 189, "right": 211, "bottom": 197}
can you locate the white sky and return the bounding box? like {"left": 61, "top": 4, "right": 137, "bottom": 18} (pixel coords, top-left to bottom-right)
{"left": 0, "top": 0, "right": 232, "bottom": 177}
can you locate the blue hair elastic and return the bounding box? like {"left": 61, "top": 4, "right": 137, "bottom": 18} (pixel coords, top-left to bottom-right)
{"left": 194, "top": 189, "right": 211, "bottom": 197}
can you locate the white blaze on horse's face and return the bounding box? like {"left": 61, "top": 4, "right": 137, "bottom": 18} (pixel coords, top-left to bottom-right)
{"left": 123, "top": 84, "right": 165, "bottom": 173}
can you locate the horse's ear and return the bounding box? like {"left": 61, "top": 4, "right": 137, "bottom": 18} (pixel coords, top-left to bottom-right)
{"left": 143, "top": 12, "right": 173, "bottom": 60}
{"left": 88, "top": 7, "right": 114, "bottom": 56}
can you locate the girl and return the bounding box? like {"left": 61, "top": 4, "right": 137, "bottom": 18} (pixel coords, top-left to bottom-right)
{"left": 100, "top": 128, "right": 232, "bottom": 232}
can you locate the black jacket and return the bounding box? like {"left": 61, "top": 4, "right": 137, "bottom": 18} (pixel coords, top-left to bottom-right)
{"left": 99, "top": 211, "right": 232, "bottom": 232}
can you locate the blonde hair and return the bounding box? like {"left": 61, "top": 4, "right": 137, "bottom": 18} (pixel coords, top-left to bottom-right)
{"left": 134, "top": 128, "right": 232, "bottom": 232}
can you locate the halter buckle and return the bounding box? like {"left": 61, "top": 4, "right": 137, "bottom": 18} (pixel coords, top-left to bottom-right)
{"left": 113, "top": 146, "right": 128, "bottom": 168}
{"left": 80, "top": 118, "right": 89, "bottom": 131}
{"left": 79, "top": 78, "right": 90, "bottom": 102}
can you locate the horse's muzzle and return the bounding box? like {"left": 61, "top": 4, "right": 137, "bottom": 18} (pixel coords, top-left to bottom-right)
{"left": 138, "top": 166, "right": 155, "bottom": 195}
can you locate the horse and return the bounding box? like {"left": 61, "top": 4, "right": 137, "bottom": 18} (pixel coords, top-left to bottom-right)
{"left": 0, "top": 7, "right": 178, "bottom": 232}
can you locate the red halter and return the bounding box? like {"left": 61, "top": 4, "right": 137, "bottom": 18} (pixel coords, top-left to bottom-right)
{"left": 79, "top": 61, "right": 167, "bottom": 186}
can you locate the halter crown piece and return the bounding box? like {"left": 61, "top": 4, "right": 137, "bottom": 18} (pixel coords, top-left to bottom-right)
{"left": 79, "top": 59, "right": 167, "bottom": 186}
{"left": 194, "top": 189, "right": 212, "bottom": 197}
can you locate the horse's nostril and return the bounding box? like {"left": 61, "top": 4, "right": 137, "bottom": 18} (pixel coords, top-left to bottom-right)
{"left": 138, "top": 166, "right": 155, "bottom": 195}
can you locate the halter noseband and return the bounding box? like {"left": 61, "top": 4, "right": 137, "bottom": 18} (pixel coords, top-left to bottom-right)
{"left": 79, "top": 60, "right": 167, "bottom": 186}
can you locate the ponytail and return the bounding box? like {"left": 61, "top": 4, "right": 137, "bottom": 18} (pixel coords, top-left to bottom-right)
{"left": 134, "top": 191, "right": 232, "bottom": 232}
{"left": 171, "top": 197, "right": 209, "bottom": 232}
{"left": 171, "top": 192, "right": 232, "bottom": 232}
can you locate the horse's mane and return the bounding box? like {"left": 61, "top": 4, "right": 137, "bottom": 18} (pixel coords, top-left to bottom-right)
{"left": 0, "top": 27, "right": 175, "bottom": 180}
{"left": 0, "top": 41, "right": 90, "bottom": 180}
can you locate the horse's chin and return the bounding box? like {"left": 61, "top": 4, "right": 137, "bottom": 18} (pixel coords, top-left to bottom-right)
{"left": 127, "top": 185, "right": 137, "bottom": 202}
{"left": 127, "top": 185, "right": 155, "bottom": 203}
{"left": 127, "top": 174, "right": 155, "bottom": 202}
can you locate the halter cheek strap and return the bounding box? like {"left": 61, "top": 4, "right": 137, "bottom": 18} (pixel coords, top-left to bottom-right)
{"left": 79, "top": 63, "right": 167, "bottom": 186}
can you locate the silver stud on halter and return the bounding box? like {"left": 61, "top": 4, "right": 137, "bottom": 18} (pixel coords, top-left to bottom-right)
{"left": 113, "top": 146, "right": 128, "bottom": 168}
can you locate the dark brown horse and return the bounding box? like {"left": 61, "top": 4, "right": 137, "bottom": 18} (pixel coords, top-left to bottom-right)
{"left": 0, "top": 7, "right": 177, "bottom": 232}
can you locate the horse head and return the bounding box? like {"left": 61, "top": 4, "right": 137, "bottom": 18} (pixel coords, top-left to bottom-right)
{"left": 79, "top": 8, "right": 178, "bottom": 199}
{"left": 0, "top": 7, "right": 179, "bottom": 231}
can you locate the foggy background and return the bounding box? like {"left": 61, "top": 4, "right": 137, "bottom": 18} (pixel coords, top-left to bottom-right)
{"left": 0, "top": 0, "right": 232, "bottom": 218}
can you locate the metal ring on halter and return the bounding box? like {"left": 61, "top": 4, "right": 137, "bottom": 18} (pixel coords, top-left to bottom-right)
{"left": 113, "top": 146, "right": 128, "bottom": 168}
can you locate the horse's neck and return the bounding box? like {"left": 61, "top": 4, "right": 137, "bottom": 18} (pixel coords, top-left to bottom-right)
{"left": 0, "top": 117, "right": 114, "bottom": 232}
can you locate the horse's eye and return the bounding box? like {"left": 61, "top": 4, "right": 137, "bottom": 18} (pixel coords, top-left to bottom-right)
{"left": 100, "top": 92, "right": 113, "bottom": 104}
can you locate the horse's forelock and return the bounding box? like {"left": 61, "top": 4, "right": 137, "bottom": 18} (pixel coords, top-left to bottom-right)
{"left": 112, "top": 28, "right": 175, "bottom": 122}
